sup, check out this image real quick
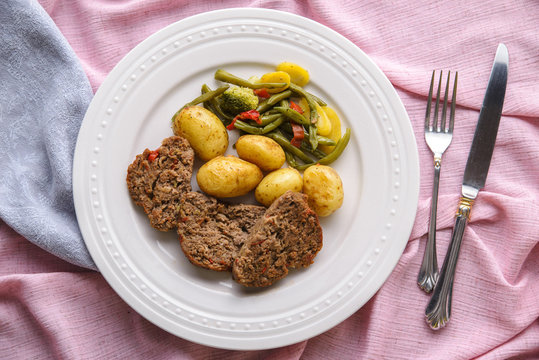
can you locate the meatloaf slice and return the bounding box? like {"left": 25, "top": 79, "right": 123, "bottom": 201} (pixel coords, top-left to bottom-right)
{"left": 177, "top": 191, "right": 266, "bottom": 271}
{"left": 232, "top": 191, "right": 323, "bottom": 287}
{"left": 126, "top": 136, "right": 194, "bottom": 231}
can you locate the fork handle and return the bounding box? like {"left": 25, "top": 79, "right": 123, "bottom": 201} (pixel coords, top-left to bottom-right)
{"left": 425, "top": 195, "right": 474, "bottom": 330}
{"left": 417, "top": 157, "right": 441, "bottom": 292}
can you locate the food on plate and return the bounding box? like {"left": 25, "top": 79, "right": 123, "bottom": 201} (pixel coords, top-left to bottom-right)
{"left": 313, "top": 102, "right": 332, "bottom": 136}
{"left": 303, "top": 164, "right": 344, "bottom": 217}
{"left": 196, "top": 155, "right": 263, "bottom": 198}
{"left": 255, "top": 168, "right": 303, "bottom": 207}
{"left": 171, "top": 85, "right": 229, "bottom": 119}
{"left": 172, "top": 105, "right": 228, "bottom": 161}
{"left": 170, "top": 63, "right": 349, "bottom": 213}
{"left": 190, "top": 66, "right": 351, "bottom": 170}
{"left": 177, "top": 191, "right": 266, "bottom": 271}
{"left": 318, "top": 106, "right": 342, "bottom": 153}
{"left": 275, "top": 61, "right": 310, "bottom": 87}
{"left": 126, "top": 136, "right": 194, "bottom": 231}
{"left": 235, "top": 135, "right": 285, "bottom": 172}
{"left": 124, "top": 62, "right": 349, "bottom": 287}
{"left": 258, "top": 71, "right": 291, "bottom": 93}
{"left": 219, "top": 86, "right": 259, "bottom": 115}
{"left": 232, "top": 191, "right": 323, "bottom": 287}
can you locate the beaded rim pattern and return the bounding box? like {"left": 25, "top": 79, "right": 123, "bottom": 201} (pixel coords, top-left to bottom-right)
{"left": 73, "top": 8, "right": 419, "bottom": 350}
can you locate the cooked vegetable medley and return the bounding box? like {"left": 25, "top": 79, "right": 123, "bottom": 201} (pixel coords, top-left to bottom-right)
{"left": 171, "top": 62, "right": 352, "bottom": 215}
{"left": 175, "top": 62, "right": 351, "bottom": 170}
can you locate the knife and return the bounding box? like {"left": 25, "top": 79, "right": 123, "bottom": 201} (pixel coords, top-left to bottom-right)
{"left": 425, "top": 43, "right": 509, "bottom": 330}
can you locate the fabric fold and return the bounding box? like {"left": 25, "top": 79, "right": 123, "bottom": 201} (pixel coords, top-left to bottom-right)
{"left": 0, "top": 0, "right": 96, "bottom": 270}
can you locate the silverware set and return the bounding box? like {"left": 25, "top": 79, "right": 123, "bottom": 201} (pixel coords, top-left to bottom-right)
{"left": 417, "top": 44, "right": 508, "bottom": 330}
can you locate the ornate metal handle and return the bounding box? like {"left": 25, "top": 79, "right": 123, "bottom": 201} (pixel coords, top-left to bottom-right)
{"left": 417, "top": 157, "right": 442, "bottom": 292}
{"left": 425, "top": 196, "right": 474, "bottom": 329}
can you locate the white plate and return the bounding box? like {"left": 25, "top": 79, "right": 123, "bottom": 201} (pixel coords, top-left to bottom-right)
{"left": 73, "top": 8, "right": 419, "bottom": 350}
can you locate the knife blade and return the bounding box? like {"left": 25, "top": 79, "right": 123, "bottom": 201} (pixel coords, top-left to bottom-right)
{"left": 425, "top": 43, "right": 509, "bottom": 330}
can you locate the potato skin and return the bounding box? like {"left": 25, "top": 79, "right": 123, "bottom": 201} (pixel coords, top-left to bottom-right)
{"left": 172, "top": 105, "right": 228, "bottom": 161}
{"left": 303, "top": 164, "right": 344, "bottom": 217}
{"left": 235, "top": 135, "right": 285, "bottom": 172}
{"left": 255, "top": 168, "right": 303, "bottom": 207}
{"left": 196, "top": 156, "right": 263, "bottom": 198}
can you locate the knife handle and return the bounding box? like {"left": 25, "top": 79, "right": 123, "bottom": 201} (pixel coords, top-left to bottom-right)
{"left": 425, "top": 195, "right": 474, "bottom": 330}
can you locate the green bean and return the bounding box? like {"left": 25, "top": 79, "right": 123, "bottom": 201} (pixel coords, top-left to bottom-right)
{"left": 308, "top": 92, "right": 327, "bottom": 106}
{"left": 171, "top": 85, "right": 229, "bottom": 121}
{"left": 289, "top": 83, "right": 319, "bottom": 124}
{"left": 259, "top": 113, "right": 282, "bottom": 126}
{"left": 273, "top": 106, "right": 310, "bottom": 125}
{"left": 257, "top": 90, "right": 294, "bottom": 113}
{"left": 283, "top": 129, "right": 351, "bottom": 169}
{"left": 317, "top": 128, "right": 351, "bottom": 165}
{"left": 233, "top": 117, "right": 284, "bottom": 135}
{"left": 267, "top": 90, "right": 293, "bottom": 105}
{"left": 284, "top": 150, "right": 297, "bottom": 166}
{"left": 314, "top": 135, "right": 336, "bottom": 146}
{"left": 215, "top": 69, "right": 287, "bottom": 90}
{"left": 280, "top": 122, "right": 336, "bottom": 146}
{"left": 308, "top": 124, "right": 318, "bottom": 150}
{"left": 300, "top": 142, "right": 327, "bottom": 159}
{"left": 284, "top": 150, "right": 311, "bottom": 170}
{"left": 266, "top": 131, "right": 313, "bottom": 164}
{"left": 290, "top": 161, "right": 315, "bottom": 170}
{"left": 256, "top": 99, "right": 271, "bottom": 113}
{"left": 201, "top": 84, "right": 234, "bottom": 124}
{"left": 282, "top": 149, "right": 316, "bottom": 170}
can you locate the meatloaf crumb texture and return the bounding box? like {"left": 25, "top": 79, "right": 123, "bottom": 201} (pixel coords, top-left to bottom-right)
{"left": 232, "top": 191, "right": 323, "bottom": 287}
{"left": 177, "top": 191, "right": 266, "bottom": 271}
{"left": 126, "top": 136, "right": 194, "bottom": 231}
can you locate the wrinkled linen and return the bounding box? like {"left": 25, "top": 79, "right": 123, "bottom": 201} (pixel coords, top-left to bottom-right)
{"left": 0, "top": 0, "right": 95, "bottom": 269}
{"left": 2, "top": 0, "right": 539, "bottom": 359}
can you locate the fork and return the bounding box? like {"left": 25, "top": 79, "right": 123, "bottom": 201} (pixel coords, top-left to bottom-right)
{"left": 417, "top": 70, "right": 458, "bottom": 293}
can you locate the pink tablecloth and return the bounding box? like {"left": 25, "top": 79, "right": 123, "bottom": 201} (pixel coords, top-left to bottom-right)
{"left": 2, "top": 0, "right": 539, "bottom": 358}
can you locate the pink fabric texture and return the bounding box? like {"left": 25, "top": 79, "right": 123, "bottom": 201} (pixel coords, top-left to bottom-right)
{"left": 2, "top": 0, "right": 539, "bottom": 358}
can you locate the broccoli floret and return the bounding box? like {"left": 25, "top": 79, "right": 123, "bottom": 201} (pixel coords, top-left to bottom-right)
{"left": 219, "top": 86, "right": 258, "bottom": 115}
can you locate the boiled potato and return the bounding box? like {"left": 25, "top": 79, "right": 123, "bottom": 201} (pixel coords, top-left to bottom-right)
{"left": 259, "top": 71, "right": 291, "bottom": 93}
{"left": 276, "top": 62, "right": 309, "bottom": 87}
{"left": 255, "top": 168, "right": 303, "bottom": 207}
{"left": 318, "top": 106, "right": 342, "bottom": 153}
{"left": 303, "top": 164, "right": 344, "bottom": 217}
{"left": 235, "top": 135, "right": 285, "bottom": 172}
{"left": 197, "top": 156, "right": 263, "bottom": 198}
{"left": 172, "top": 105, "right": 228, "bottom": 161}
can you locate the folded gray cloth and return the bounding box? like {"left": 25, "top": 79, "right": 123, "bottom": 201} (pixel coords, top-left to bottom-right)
{"left": 0, "top": 0, "right": 96, "bottom": 270}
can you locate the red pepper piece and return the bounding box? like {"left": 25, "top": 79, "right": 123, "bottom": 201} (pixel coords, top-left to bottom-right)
{"left": 226, "top": 110, "right": 261, "bottom": 130}
{"left": 290, "top": 122, "right": 304, "bottom": 148}
{"left": 226, "top": 116, "right": 238, "bottom": 130}
{"left": 254, "top": 88, "right": 270, "bottom": 98}
{"left": 147, "top": 150, "right": 159, "bottom": 162}
{"left": 289, "top": 100, "right": 304, "bottom": 114}
{"left": 240, "top": 109, "right": 261, "bottom": 124}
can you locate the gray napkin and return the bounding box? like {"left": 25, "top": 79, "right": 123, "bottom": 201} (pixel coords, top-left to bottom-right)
{"left": 0, "top": 0, "right": 96, "bottom": 270}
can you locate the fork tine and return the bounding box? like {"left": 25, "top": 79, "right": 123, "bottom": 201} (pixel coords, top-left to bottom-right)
{"left": 449, "top": 71, "right": 458, "bottom": 132}
{"left": 425, "top": 70, "right": 435, "bottom": 130}
{"left": 433, "top": 70, "right": 443, "bottom": 131}
{"left": 440, "top": 71, "right": 451, "bottom": 131}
